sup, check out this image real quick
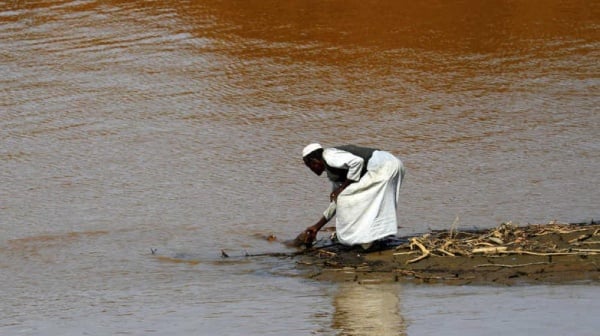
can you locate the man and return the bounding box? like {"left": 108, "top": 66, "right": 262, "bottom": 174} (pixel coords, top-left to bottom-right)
{"left": 299, "top": 143, "right": 405, "bottom": 248}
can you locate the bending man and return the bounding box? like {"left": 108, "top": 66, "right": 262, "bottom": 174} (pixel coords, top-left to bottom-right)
{"left": 301, "top": 143, "right": 405, "bottom": 247}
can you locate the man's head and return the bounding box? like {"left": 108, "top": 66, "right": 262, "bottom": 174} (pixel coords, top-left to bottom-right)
{"left": 302, "top": 143, "right": 325, "bottom": 176}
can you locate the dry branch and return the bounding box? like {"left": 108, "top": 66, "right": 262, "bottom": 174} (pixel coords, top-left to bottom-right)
{"left": 407, "top": 238, "right": 431, "bottom": 264}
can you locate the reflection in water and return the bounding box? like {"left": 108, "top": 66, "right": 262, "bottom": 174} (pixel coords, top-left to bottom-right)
{"left": 333, "top": 283, "right": 405, "bottom": 336}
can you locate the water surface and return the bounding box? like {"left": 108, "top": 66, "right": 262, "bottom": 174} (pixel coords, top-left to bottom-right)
{"left": 1, "top": 0, "right": 599, "bottom": 335}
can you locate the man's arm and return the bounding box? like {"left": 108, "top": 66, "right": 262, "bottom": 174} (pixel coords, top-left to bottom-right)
{"left": 298, "top": 201, "right": 337, "bottom": 246}
{"left": 323, "top": 148, "right": 362, "bottom": 201}
{"left": 330, "top": 180, "right": 353, "bottom": 202}
{"left": 324, "top": 148, "right": 364, "bottom": 182}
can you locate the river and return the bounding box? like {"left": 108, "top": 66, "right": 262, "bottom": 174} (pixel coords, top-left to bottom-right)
{"left": 1, "top": 0, "right": 599, "bottom": 335}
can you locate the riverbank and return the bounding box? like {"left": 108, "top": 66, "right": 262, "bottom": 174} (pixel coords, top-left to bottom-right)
{"left": 296, "top": 222, "right": 600, "bottom": 285}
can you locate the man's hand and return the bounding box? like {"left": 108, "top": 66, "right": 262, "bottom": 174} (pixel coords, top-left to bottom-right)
{"left": 289, "top": 216, "right": 329, "bottom": 248}
{"left": 290, "top": 227, "right": 316, "bottom": 248}
{"left": 303, "top": 225, "right": 319, "bottom": 244}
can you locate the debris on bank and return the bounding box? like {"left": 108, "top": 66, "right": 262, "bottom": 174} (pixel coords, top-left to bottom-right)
{"left": 297, "top": 221, "right": 600, "bottom": 285}
{"left": 397, "top": 221, "right": 600, "bottom": 263}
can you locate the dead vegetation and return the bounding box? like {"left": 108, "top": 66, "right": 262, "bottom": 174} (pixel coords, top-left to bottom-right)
{"left": 397, "top": 221, "right": 600, "bottom": 264}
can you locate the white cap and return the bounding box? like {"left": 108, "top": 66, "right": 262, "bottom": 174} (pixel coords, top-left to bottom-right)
{"left": 302, "top": 143, "right": 322, "bottom": 158}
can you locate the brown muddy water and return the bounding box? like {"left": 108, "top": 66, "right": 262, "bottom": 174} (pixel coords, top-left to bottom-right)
{"left": 1, "top": 0, "right": 599, "bottom": 335}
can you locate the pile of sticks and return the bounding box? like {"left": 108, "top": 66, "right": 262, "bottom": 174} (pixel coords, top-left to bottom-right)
{"left": 395, "top": 221, "right": 600, "bottom": 264}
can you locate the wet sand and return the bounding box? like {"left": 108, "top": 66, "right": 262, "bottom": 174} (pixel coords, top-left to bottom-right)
{"left": 296, "top": 222, "right": 600, "bottom": 285}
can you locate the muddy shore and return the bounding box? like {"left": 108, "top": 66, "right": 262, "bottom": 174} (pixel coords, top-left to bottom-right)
{"left": 294, "top": 222, "right": 600, "bottom": 285}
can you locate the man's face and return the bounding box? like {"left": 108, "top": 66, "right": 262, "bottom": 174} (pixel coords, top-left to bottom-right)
{"left": 305, "top": 158, "right": 324, "bottom": 176}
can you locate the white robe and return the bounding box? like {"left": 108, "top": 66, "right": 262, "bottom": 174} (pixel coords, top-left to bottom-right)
{"left": 322, "top": 149, "right": 405, "bottom": 245}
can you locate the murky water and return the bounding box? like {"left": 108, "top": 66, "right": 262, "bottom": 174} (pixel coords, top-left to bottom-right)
{"left": 1, "top": 0, "right": 599, "bottom": 335}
